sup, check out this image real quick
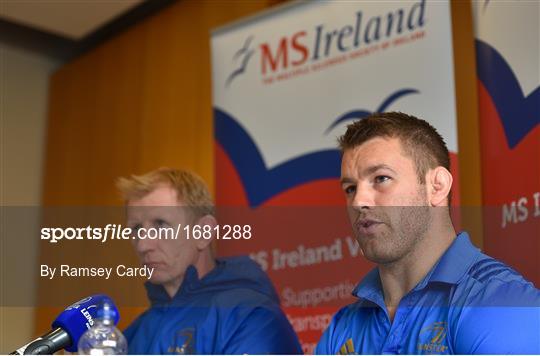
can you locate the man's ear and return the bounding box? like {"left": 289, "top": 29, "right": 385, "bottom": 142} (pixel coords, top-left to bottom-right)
{"left": 427, "top": 166, "right": 453, "bottom": 207}
{"left": 193, "top": 215, "right": 217, "bottom": 251}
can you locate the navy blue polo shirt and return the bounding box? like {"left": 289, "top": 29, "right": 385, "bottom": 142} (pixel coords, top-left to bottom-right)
{"left": 316, "top": 232, "right": 540, "bottom": 354}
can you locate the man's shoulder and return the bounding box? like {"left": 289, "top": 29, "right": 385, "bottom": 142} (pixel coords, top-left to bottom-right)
{"left": 465, "top": 254, "right": 531, "bottom": 285}
{"left": 208, "top": 284, "right": 280, "bottom": 309}
{"left": 204, "top": 256, "right": 282, "bottom": 306}
{"left": 454, "top": 254, "right": 539, "bottom": 306}
{"left": 447, "top": 255, "right": 540, "bottom": 353}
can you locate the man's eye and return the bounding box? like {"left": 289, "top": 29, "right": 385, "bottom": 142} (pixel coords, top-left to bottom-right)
{"left": 155, "top": 219, "right": 170, "bottom": 228}
{"left": 130, "top": 224, "right": 142, "bottom": 233}
{"left": 343, "top": 185, "right": 356, "bottom": 196}
{"left": 374, "top": 175, "right": 391, "bottom": 184}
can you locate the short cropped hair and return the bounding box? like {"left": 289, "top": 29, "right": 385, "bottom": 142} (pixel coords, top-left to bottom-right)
{"left": 338, "top": 112, "right": 450, "bottom": 184}
{"left": 116, "top": 167, "right": 214, "bottom": 218}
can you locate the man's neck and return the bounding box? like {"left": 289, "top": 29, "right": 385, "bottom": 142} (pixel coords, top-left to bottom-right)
{"left": 379, "top": 222, "right": 456, "bottom": 322}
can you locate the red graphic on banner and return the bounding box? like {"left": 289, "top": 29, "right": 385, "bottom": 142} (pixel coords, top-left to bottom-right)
{"left": 478, "top": 81, "right": 540, "bottom": 285}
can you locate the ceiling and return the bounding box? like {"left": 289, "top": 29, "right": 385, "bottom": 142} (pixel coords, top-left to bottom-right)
{"left": 0, "top": 0, "right": 145, "bottom": 40}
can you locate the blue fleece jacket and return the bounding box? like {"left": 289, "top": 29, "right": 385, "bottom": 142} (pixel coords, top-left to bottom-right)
{"left": 124, "top": 256, "right": 302, "bottom": 354}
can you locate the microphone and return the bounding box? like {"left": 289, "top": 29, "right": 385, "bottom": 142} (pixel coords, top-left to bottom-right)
{"left": 10, "top": 294, "right": 119, "bottom": 355}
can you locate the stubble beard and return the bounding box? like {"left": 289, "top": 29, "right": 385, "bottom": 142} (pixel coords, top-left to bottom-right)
{"left": 355, "top": 193, "right": 432, "bottom": 265}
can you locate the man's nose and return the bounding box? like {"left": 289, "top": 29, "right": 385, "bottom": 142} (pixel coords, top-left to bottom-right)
{"left": 351, "top": 185, "right": 374, "bottom": 210}
{"left": 134, "top": 223, "right": 157, "bottom": 253}
{"left": 135, "top": 236, "right": 156, "bottom": 254}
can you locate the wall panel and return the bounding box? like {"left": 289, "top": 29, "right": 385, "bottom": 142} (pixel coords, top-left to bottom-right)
{"left": 37, "top": 0, "right": 280, "bottom": 336}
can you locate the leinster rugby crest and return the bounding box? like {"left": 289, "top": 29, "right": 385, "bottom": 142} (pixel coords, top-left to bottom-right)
{"left": 167, "top": 327, "right": 196, "bottom": 354}
{"left": 417, "top": 321, "right": 449, "bottom": 354}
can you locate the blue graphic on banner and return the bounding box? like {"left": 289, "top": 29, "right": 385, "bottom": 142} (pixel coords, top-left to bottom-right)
{"left": 325, "top": 88, "right": 420, "bottom": 134}
{"left": 215, "top": 108, "right": 341, "bottom": 207}
{"left": 475, "top": 39, "right": 540, "bottom": 148}
{"left": 226, "top": 36, "right": 255, "bottom": 88}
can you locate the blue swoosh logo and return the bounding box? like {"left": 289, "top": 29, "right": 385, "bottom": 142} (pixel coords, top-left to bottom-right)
{"left": 215, "top": 108, "right": 341, "bottom": 207}
{"left": 476, "top": 39, "right": 539, "bottom": 148}
{"left": 226, "top": 36, "right": 255, "bottom": 88}
{"left": 325, "top": 88, "right": 420, "bottom": 134}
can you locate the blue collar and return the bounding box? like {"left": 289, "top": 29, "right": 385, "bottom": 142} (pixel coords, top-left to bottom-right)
{"left": 145, "top": 265, "right": 201, "bottom": 306}
{"left": 427, "top": 231, "right": 481, "bottom": 284}
{"left": 353, "top": 232, "right": 481, "bottom": 303}
{"left": 352, "top": 268, "right": 385, "bottom": 308}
